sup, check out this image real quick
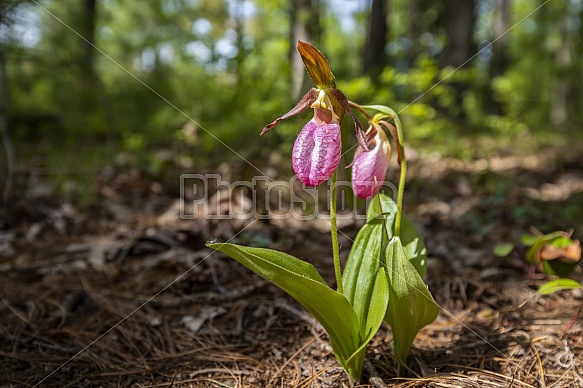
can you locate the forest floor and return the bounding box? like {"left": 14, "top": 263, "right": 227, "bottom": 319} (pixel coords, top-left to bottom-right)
{"left": 1, "top": 146, "right": 583, "bottom": 387}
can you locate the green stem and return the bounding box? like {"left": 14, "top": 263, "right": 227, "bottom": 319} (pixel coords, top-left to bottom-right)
{"left": 330, "top": 169, "right": 343, "bottom": 294}
{"left": 393, "top": 114, "right": 406, "bottom": 237}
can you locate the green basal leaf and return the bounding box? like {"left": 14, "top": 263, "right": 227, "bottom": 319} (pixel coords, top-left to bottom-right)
{"left": 342, "top": 222, "right": 384, "bottom": 330}
{"left": 365, "top": 268, "right": 389, "bottom": 342}
{"left": 342, "top": 217, "right": 389, "bottom": 381}
{"left": 344, "top": 269, "right": 389, "bottom": 381}
{"left": 343, "top": 192, "right": 432, "bottom": 374}
{"left": 368, "top": 193, "right": 427, "bottom": 277}
{"left": 207, "top": 243, "right": 364, "bottom": 380}
{"left": 383, "top": 237, "right": 439, "bottom": 371}
{"left": 539, "top": 278, "right": 582, "bottom": 295}
{"left": 493, "top": 243, "right": 514, "bottom": 257}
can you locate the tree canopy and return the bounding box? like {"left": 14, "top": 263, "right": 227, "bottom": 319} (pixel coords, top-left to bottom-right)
{"left": 1, "top": 0, "right": 582, "bottom": 196}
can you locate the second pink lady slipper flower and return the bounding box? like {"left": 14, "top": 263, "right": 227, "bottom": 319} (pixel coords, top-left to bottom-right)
{"left": 351, "top": 125, "right": 392, "bottom": 199}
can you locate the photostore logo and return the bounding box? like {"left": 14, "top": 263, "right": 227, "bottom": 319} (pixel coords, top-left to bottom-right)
{"left": 180, "top": 174, "right": 397, "bottom": 221}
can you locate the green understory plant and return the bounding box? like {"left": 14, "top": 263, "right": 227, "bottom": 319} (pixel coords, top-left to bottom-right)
{"left": 496, "top": 229, "right": 582, "bottom": 335}
{"left": 207, "top": 41, "right": 439, "bottom": 384}
{"left": 525, "top": 228, "right": 582, "bottom": 295}
{"left": 495, "top": 228, "right": 582, "bottom": 295}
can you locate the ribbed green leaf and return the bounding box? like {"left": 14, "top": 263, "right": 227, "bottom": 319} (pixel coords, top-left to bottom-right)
{"left": 365, "top": 269, "right": 389, "bottom": 340}
{"left": 383, "top": 237, "right": 439, "bottom": 371}
{"left": 344, "top": 269, "right": 388, "bottom": 379}
{"left": 342, "top": 222, "right": 384, "bottom": 328}
{"left": 207, "top": 243, "right": 363, "bottom": 379}
{"left": 368, "top": 194, "right": 427, "bottom": 277}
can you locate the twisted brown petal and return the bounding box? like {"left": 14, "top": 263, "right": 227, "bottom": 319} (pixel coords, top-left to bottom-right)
{"left": 379, "top": 120, "right": 403, "bottom": 165}
{"left": 260, "top": 88, "right": 319, "bottom": 136}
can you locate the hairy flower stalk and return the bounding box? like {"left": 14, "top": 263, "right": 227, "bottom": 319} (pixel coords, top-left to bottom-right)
{"left": 351, "top": 124, "right": 392, "bottom": 199}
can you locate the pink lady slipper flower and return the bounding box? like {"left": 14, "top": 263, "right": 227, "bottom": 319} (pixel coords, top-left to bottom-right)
{"left": 262, "top": 89, "right": 343, "bottom": 186}
{"left": 291, "top": 90, "right": 341, "bottom": 186}
{"left": 351, "top": 125, "right": 392, "bottom": 199}
{"left": 260, "top": 41, "right": 367, "bottom": 187}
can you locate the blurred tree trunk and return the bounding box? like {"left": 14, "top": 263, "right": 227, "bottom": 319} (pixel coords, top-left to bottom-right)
{"left": 487, "top": 0, "right": 509, "bottom": 114}
{"left": 442, "top": 0, "right": 476, "bottom": 68}
{"left": 574, "top": 4, "right": 583, "bottom": 129}
{"left": 364, "top": 0, "right": 387, "bottom": 76}
{"left": 290, "top": 0, "right": 321, "bottom": 99}
{"left": 406, "top": 0, "right": 419, "bottom": 68}
{"left": 551, "top": 11, "right": 575, "bottom": 127}
{"left": 0, "top": 2, "right": 19, "bottom": 206}
{"left": 77, "top": 0, "right": 98, "bottom": 103}
{"left": 233, "top": 0, "right": 247, "bottom": 84}
{"left": 79, "top": 0, "right": 116, "bottom": 141}
{"left": 0, "top": 46, "right": 15, "bottom": 206}
{"left": 81, "top": 0, "right": 97, "bottom": 77}
{"left": 441, "top": 0, "right": 476, "bottom": 120}
{"left": 489, "top": 0, "right": 509, "bottom": 79}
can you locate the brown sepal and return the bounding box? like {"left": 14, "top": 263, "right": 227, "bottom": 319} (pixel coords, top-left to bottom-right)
{"left": 296, "top": 41, "right": 336, "bottom": 89}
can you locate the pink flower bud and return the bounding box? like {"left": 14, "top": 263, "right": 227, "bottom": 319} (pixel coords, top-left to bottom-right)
{"left": 351, "top": 128, "right": 392, "bottom": 199}
{"left": 292, "top": 118, "right": 341, "bottom": 187}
